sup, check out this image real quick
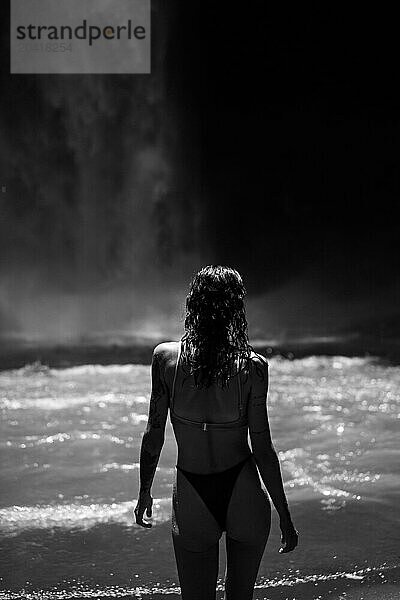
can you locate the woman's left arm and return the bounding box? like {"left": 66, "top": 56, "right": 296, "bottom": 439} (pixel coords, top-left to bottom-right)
{"left": 134, "top": 344, "right": 169, "bottom": 528}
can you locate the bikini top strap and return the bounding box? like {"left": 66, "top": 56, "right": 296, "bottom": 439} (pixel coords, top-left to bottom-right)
{"left": 170, "top": 340, "right": 182, "bottom": 409}
{"left": 237, "top": 354, "right": 243, "bottom": 416}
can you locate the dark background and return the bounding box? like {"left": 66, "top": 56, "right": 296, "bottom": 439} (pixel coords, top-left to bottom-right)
{"left": 171, "top": 4, "right": 400, "bottom": 290}
{"left": 0, "top": 2, "right": 399, "bottom": 355}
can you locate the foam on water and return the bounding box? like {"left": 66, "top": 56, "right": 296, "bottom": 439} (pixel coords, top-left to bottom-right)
{"left": 0, "top": 498, "right": 172, "bottom": 536}
{"left": 0, "top": 563, "right": 398, "bottom": 599}
{"left": 0, "top": 393, "right": 149, "bottom": 411}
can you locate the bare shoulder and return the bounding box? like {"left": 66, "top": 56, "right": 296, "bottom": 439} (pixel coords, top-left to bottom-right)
{"left": 152, "top": 341, "right": 180, "bottom": 388}
{"left": 153, "top": 341, "right": 180, "bottom": 372}
{"left": 250, "top": 350, "right": 269, "bottom": 366}
{"left": 249, "top": 350, "right": 269, "bottom": 382}
{"left": 153, "top": 341, "right": 179, "bottom": 359}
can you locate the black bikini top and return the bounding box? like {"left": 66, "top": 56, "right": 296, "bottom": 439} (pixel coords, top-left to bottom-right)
{"left": 170, "top": 340, "right": 248, "bottom": 431}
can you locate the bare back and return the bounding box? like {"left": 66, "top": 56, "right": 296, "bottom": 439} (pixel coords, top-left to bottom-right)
{"left": 162, "top": 341, "right": 259, "bottom": 473}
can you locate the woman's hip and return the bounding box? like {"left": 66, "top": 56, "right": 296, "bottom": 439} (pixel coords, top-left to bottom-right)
{"left": 171, "top": 455, "right": 271, "bottom": 549}
{"left": 225, "top": 455, "right": 271, "bottom": 544}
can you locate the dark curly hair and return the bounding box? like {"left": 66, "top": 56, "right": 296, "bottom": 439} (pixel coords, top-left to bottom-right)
{"left": 181, "top": 265, "right": 253, "bottom": 388}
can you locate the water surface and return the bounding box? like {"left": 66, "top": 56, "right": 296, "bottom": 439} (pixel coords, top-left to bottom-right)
{"left": 0, "top": 356, "right": 399, "bottom": 598}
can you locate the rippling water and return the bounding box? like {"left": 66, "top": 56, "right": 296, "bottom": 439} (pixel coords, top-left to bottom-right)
{"left": 1, "top": 356, "right": 399, "bottom": 599}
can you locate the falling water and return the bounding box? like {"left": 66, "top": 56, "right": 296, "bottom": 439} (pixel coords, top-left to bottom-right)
{"left": 0, "top": 2, "right": 207, "bottom": 344}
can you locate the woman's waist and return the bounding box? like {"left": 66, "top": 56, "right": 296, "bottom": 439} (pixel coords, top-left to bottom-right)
{"left": 174, "top": 438, "right": 252, "bottom": 474}
{"left": 176, "top": 451, "right": 253, "bottom": 476}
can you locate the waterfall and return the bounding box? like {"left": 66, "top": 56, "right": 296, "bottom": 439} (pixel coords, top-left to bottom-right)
{"left": 0, "top": 3, "right": 209, "bottom": 343}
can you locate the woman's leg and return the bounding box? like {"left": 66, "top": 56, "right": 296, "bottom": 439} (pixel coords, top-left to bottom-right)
{"left": 224, "top": 536, "right": 267, "bottom": 600}
{"left": 172, "top": 536, "right": 219, "bottom": 600}
{"left": 224, "top": 457, "right": 271, "bottom": 600}
{"left": 172, "top": 468, "right": 222, "bottom": 600}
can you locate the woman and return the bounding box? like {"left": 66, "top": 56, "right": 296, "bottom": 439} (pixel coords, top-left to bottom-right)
{"left": 135, "top": 265, "right": 298, "bottom": 600}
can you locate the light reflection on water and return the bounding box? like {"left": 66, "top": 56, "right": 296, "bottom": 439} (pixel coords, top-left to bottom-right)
{"left": 0, "top": 356, "right": 399, "bottom": 597}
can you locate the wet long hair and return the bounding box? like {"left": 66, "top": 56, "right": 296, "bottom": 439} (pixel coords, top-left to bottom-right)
{"left": 181, "top": 265, "right": 253, "bottom": 388}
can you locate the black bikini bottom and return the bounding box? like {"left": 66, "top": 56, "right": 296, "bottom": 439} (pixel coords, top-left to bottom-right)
{"left": 176, "top": 455, "right": 252, "bottom": 531}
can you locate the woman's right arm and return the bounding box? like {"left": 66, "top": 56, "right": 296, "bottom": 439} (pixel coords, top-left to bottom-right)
{"left": 134, "top": 344, "right": 169, "bottom": 528}
{"left": 248, "top": 354, "right": 299, "bottom": 553}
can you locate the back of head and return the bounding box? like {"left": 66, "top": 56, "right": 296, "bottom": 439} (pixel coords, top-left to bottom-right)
{"left": 181, "top": 265, "right": 252, "bottom": 388}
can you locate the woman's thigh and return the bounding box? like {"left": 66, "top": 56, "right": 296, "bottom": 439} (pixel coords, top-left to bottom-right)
{"left": 225, "top": 456, "right": 271, "bottom": 544}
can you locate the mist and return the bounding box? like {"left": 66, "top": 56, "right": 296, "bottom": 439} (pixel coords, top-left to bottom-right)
{"left": 0, "top": 3, "right": 208, "bottom": 344}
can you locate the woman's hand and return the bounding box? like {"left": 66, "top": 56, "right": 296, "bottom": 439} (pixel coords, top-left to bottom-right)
{"left": 134, "top": 491, "right": 153, "bottom": 528}
{"left": 279, "top": 516, "right": 299, "bottom": 553}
